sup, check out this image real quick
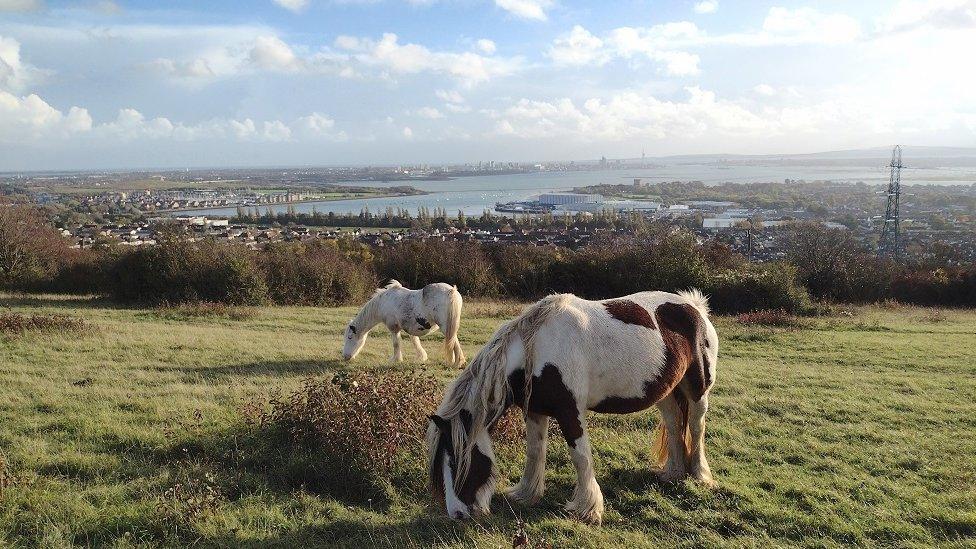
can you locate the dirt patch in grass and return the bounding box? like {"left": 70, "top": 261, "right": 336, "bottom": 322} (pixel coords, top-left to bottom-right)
{"left": 0, "top": 312, "right": 93, "bottom": 335}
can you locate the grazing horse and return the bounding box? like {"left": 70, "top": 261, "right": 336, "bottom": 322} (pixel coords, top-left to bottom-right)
{"left": 343, "top": 280, "right": 466, "bottom": 367}
{"left": 427, "top": 290, "right": 718, "bottom": 524}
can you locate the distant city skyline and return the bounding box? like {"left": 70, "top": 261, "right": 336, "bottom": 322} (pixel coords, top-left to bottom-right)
{"left": 1, "top": 0, "right": 974, "bottom": 170}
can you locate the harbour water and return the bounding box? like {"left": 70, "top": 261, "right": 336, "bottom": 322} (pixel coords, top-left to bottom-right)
{"left": 187, "top": 163, "right": 976, "bottom": 218}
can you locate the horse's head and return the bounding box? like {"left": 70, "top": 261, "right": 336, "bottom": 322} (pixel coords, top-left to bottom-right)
{"left": 342, "top": 322, "right": 368, "bottom": 361}
{"left": 427, "top": 410, "right": 497, "bottom": 519}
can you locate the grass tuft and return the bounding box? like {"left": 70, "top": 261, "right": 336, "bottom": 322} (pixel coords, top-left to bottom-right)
{"left": 0, "top": 312, "right": 92, "bottom": 335}
{"left": 736, "top": 309, "right": 803, "bottom": 328}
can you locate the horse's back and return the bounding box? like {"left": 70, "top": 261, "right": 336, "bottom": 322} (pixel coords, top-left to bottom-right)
{"left": 527, "top": 290, "right": 716, "bottom": 410}
{"left": 421, "top": 282, "right": 457, "bottom": 301}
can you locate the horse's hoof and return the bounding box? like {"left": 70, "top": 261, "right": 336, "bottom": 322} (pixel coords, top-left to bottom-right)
{"left": 505, "top": 485, "right": 542, "bottom": 506}
{"left": 657, "top": 469, "right": 686, "bottom": 483}
{"left": 566, "top": 505, "right": 602, "bottom": 526}
{"left": 693, "top": 474, "right": 717, "bottom": 488}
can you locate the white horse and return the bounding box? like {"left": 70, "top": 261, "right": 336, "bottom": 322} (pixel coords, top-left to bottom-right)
{"left": 427, "top": 290, "right": 718, "bottom": 524}
{"left": 343, "top": 280, "right": 466, "bottom": 367}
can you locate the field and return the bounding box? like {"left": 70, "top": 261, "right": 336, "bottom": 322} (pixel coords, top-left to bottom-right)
{"left": 0, "top": 295, "right": 974, "bottom": 547}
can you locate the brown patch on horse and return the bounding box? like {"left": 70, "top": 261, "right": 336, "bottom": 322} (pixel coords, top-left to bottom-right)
{"left": 455, "top": 410, "right": 493, "bottom": 505}
{"left": 656, "top": 302, "right": 709, "bottom": 402}
{"left": 457, "top": 446, "right": 492, "bottom": 505}
{"left": 592, "top": 300, "right": 709, "bottom": 413}
{"left": 603, "top": 299, "right": 657, "bottom": 329}
{"left": 508, "top": 363, "right": 584, "bottom": 447}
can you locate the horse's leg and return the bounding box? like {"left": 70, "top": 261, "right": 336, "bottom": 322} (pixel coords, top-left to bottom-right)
{"left": 390, "top": 330, "right": 403, "bottom": 362}
{"left": 410, "top": 335, "right": 428, "bottom": 362}
{"left": 506, "top": 412, "right": 549, "bottom": 505}
{"left": 558, "top": 413, "right": 604, "bottom": 525}
{"left": 688, "top": 394, "right": 715, "bottom": 487}
{"left": 656, "top": 393, "right": 689, "bottom": 482}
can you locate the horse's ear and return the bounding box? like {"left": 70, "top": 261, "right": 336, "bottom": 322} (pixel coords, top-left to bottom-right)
{"left": 429, "top": 414, "right": 450, "bottom": 432}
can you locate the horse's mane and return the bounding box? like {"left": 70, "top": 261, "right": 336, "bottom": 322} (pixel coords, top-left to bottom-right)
{"left": 428, "top": 293, "right": 573, "bottom": 490}
{"left": 351, "top": 280, "right": 402, "bottom": 329}
{"left": 374, "top": 279, "right": 402, "bottom": 296}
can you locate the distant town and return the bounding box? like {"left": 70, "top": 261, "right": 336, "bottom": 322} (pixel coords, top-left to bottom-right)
{"left": 2, "top": 157, "right": 975, "bottom": 265}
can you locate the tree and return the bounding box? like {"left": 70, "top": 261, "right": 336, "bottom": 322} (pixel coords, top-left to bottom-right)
{"left": 0, "top": 204, "right": 73, "bottom": 289}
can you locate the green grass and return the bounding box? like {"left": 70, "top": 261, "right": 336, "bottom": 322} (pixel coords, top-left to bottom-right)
{"left": 0, "top": 295, "right": 974, "bottom": 547}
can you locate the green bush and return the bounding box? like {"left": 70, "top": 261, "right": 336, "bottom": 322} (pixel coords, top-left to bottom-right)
{"left": 784, "top": 222, "right": 892, "bottom": 303}
{"left": 891, "top": 267, "right": 976, "bottom": 307}
{"left": 376, "top": 240, "right": 499, "bottom": 297}
{"left": 705, "top": 262, "right": 812, "bottom": 314}
{"left": 104, "top": 238, "right": 268, "bottom": 305}
{"left": 259, "top": 241, "right": 375, "bottom": 306}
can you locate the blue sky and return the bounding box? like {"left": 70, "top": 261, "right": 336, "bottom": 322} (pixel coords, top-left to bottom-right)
{"left": 1, "top": 0, "right": 974, "bottom": 169}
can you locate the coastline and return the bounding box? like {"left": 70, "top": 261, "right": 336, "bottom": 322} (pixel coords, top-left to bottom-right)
{"left": 157, "top": 190, "right": 429, "bottom": 215}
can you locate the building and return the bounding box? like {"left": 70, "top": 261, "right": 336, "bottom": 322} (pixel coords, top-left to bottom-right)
{"left": 538, "top": 193, "right": 602, "bottom": 206}
{"left": 703, "top": 217, "right": 746, "bottom": 229}
{"left": 558, "top": 200, "right": 660, "bottom": 213}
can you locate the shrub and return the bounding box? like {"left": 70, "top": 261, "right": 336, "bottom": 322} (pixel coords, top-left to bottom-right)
{"left": 377, "top": 240, "right": 499, "bottom": 297}
{"left": 0, "top": 313, "right": 92, "bottom": 335}
{"left": 0, "top": 204, "right": 76, "bottom": 290}
{"left": 104, "top": 238, "right": 268, "bottom": 305}
{"left": 784, "top": 222, "right": 892, "bottom": 303}
{"left": 559, "top": 231, "right": 709, "bottom": 299}
{"left": 485, "top": 244, "right": 563, "bottom": 300}
{"left": 706, "top": 262, "right": 812, "bottom": 314}
{"left": 737, "top": 309, "right": 803, "bottom": 328}
{"left": 890, "top": 267, "right": 976, "bottom": 307}
{"left": 259, "top": 241, "right": 375, "bottom": 306}
{"left": 247, "top": 371, "right": 440, "bottom": 485}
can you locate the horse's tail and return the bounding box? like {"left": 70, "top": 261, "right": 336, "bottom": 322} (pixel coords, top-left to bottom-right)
{"left": 443, "top": 285, "right": 465, "bottom": 367}
{"left": 651, "top": 390, "right": 692, "bottom": 468}
{"left": 677, "top": 288, "right": 710, "bottom": 317}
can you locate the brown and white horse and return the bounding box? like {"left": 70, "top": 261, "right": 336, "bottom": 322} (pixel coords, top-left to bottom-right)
{"left": 343, "top": 280, "right": 465, "bottom": 367}
{"left": 427, "top": 290, "right": 718, "bottom": 524}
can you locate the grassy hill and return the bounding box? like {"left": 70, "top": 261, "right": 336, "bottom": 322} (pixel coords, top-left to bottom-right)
{"left": 0, "top": 295, "right": 974, "bottom": 547}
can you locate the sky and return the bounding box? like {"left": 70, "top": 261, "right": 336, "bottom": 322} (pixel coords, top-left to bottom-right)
{"left": 0, "top": 0, "right": 974, "bottom": 170}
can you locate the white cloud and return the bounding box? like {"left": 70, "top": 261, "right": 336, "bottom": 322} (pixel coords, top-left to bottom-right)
{"left": 444, "top": 102, "right": 471, "bottom": 113}
{"left": 0, "top": 0, "right": 42, "bottom": 12}
{"left": 248, "top": 35, "right": 303, "bottom": 71}
{"left": 494, "top": 0, "right": 552, "bottom": 21}
{"left": 547, "top": 7, "right": 864, "bottom": 76}
{"left": 753, "top": 7, "right": 862, "bottom": 45}
{"left": 146, "top": 57, "right": 216, "bottom": 79}
{"left": 435, "top": 89, "right": 464, "bottom": 103}
{"left": 337, "top": 32, "right": 522, "bottom": 86}
{"left": 549, "top": 24, "right": 700, "bottom": 75}
{"left": 0, "top": 36, "right": 45, "bottom": 92}
{"left": 694, "top": 1, "right": 718, "bottom": 14}
{"left": 272, "top": 0, "right": 309, "bottom": 13}
{"left": 476, "top": 38, "right": 497, "bottom": 55}
{"left": 402, "top": 126, "right": 414, "bottom": 138}
{"left": 879, "top": 0, "right": 976, "bottom": 33}
{"left": 753, "top": 83, "right": 775, "bottom": 96}
{"left": 0, "top": 91, "right": 91, "bottom": 141}
{"left": 262, "top": 120, "right": 292, "bottom": 141}
{"left": 548, "top": 25, "right": 608, "bottom": 66}
{"left": 414, "top": 106, "right": 444, "bottom": 119}
{"left": 650, "top": 50, "right": 700, "bottom": 76}
{"left": 490, "top": 87, "right": 881, "bottom": 142}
